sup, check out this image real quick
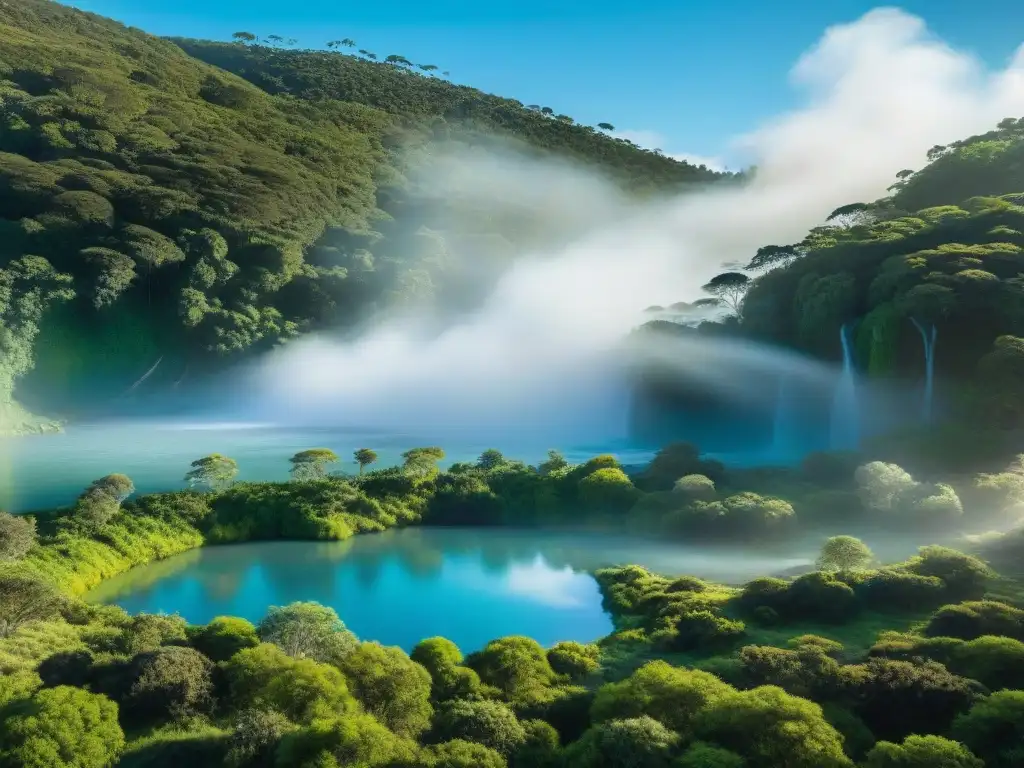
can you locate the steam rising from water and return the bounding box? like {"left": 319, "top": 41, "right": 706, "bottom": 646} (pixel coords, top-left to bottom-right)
{"left": 243, "top": 9, "right": 1024, "bottom": 440}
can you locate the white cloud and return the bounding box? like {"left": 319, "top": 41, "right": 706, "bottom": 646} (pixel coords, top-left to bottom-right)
{"left": 239, "top": 9, "right": 1024, "bottom": 441}
{"left": 610, "top": 128, "right": 728, "bottom": 171}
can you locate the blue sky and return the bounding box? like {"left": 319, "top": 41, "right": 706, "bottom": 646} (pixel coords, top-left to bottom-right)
{"left": 63, "top": 0, "right": 1024, "bottom": 170}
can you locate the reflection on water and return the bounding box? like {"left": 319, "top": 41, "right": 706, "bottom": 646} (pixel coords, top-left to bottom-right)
{"left": 86, "top": 527, "right": 813, "bottom": 652}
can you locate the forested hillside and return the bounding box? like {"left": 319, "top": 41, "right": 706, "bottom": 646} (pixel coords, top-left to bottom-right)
{"left": 0, "top": 0, "right": 726, "bottom": 433}
{"left": 740, "top": 119, "right": 1024, "bottom": 426}
{"left": 633, "top": 117, "right": 1024, "bottom": 459}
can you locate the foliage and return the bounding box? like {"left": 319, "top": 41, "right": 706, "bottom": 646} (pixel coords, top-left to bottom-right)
{"left": 354, "top": 448, "right": 379, "bottom": 475}
{"left": 0, "top": 685, "right": 125, "bottom": 768}
{"left": 692, "top": 686, "right": 852, "bottom": 767}
{"left": 126, "top": 646, "right": 215, "bottom": 722}
{"left": 256, "top": 601, "right": 357, "bottom": 663}
{"left": 186, "top": 616, "right": 260, "bottom": 662}
{"left": 923, "top": 600, "right": 1024, "bottom": 641}
{"left": 466, "top": 636, "right": 557, "bottom": 708}
{"left": 220, "top": 642, "right": 356, "bottom": 724}
{"left": 0, "top": 512, "right": 37, "bottom": 561}
{"left": 861, "top": 735, "right": 983, "bottom": 768}
{"left": 432, "top": 699, "right": 527, "bottom": 755}
{"left": 336, "top": 641, "right": 433, "bottom": 737}
{"left": 563, "top": 716, "right": 680, "bottom": 768}
{"left": 184, "top": 455, "right": 239, "bottom": 491}
{"left": 590, "top": 660, "right": 730, "bottom": 738}
{"left": 546, "top": 641, "right": 601, "bottom": 681}
{"left": 0, "top": 571, "right": 64, "bottom": 638}
{"left": 950, "top": 690, "right": 1024, "bottom": 768}
{"left": 817, "top": 535, "right": 874, "bottom": 571}
{"left": 289, "top": 449, "right": 340, "bottom": 481}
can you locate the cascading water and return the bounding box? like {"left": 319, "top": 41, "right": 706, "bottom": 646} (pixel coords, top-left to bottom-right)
{"left": 829, "top": 322, "right": 859, "bottom": 450}
{"left": 909, "top": 317, "right": 937, "bottom": 423}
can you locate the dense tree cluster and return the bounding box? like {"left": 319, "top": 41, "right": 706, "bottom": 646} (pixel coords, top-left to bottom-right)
{"left": 1, "top": 441, "right": 1023, "bottom": 765}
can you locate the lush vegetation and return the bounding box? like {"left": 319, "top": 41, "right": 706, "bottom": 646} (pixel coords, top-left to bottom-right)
{"left": 2, "top": 442, "right": 1024, "bottom": 766}
{"left": 637, "top": 117, "right": 1024, "bottom": 461}
{"left": 0, "top": 0, "right": 728, "bottom": 432}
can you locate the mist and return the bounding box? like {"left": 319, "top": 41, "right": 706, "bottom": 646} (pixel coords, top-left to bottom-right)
{"left": 234, "top": 8, "right": 1024, "bottom": 442}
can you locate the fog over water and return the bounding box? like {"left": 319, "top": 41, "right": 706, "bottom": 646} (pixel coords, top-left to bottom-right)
{"left": 4, "top": 9, "right": 1024, "bottom": 513}
{"left": 230, "top": 8, "right": 1024, "bottom": 443}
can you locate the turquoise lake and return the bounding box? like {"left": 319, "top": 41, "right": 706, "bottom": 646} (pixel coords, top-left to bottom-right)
{"left": 85, "top": 527, "right": 812, "bottom": 652}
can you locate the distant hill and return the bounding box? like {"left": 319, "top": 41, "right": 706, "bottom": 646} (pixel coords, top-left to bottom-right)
{"left": 0, "top": 0, "right": 729, "bottom": 431}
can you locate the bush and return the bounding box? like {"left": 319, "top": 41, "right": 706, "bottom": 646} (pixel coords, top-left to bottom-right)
{"left": 546, "top": 641, "right": 600, "bottom": 680}
{"left": 666, "top": 576, "right": 709, "bottom": 593}
{"left": 693, "top": 685, "right": 852, "bottom": 768}
{"left": 898, "top": 482, "right": 964, "bottom": 523}
{"left": 126, "top": 646, "right": 215, "bottom": 723}
{"left": 951, "top": 690, "right": 1024, "bottom": 768}
{"left": 856, "top": 569, "right": 947, "bottom": 612}
{"left": 737, "top": 577, "right": 789, "bottom": 614}
{"left": 425, "top": 739, "right": 507, "bottom": 768}
{"left": 784, "top": 572, "right": 859, "bottom": 623}
{"left": 845, "top": 658, "right": 981, "bottom": 742}
{"left": 642, "top": 443, "right": 726, "bottom": 490}
{"left": 411, "top": 637, "right": 482, "bottom": 702}
{"left": 562, "top": 716, "right": 680, "bottom": 768}
{"left": 0, "top": 512, "right": 36, "bottom": 561}
{"left": 107, "top": 613, "right": 188, "bottom": 656}
{"left": 675, "top": 742, "right": 746, "bottom": 768}
{"left": 0, "top": 686, "right": 126, "bottom": 768}
{"left": 861, "top": 735, "right": 983, "bottom": 768}
{"left": 673, "top": 475, "right": 716, "bottom": 501}
{"left": 816, "top": 535, "right": 874, "bottom": 571}
{"left": 856, "top": 462, "right": 917, "bottom": 511}
{"left": 187, "top": 617, "right": 259, "bottom": 662}
{"left": 590, "top": 660, "right": 731, "bottom": 738}
{"left": 578, "top": 468, "right": 640, "bottom": 515}
{"left": 923, "top": 600, "right": 1024, "bottom": 641}
{"left": 736, "top": 644, "right": 844, "bottom": 700}
{"left": 432, "top": 699, "right": 527, "bottom": 755}
{"left": 511, "top": 719, "right": 560, "bottom": 768}
{"left": 466, "top": 636, "right": 556, "bottom": 706}
{"left": 224, "top": 708, "right": 294, "bottom": 768}
{"left": 256, "top": 601, "right": 357, "bottom": 663}
{"left": 0, "top": 573, "right": 65, "bottom": 638}
{"left": 906, "top": 547, "right": 994, "bottom": 600}
{"left": 221, "top": 643, "right": 356, "bottom": 724}
{"left": 947, "top": 635, "right": 1024, "bottom": 691}
{"left": 670, "top": 611, "right": 746, "bottom": 652}
{"left": 335, "top": 642, "right": 433, "bottom": 738}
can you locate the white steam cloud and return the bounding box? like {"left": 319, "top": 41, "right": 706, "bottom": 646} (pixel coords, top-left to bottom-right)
{"left": 242, "top": 8, "right": 1024, "bottom": 444}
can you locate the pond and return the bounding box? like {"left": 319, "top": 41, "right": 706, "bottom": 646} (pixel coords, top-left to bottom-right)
{"left": 86, "top": 527, "right": 813, "bottom": 652}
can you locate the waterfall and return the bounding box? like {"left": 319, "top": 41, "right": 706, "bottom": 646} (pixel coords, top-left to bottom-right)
{"left": 829, "top": 323, "right": 859, "bottom": 450}
{"left": 909, "top": 318, "right": 937, "bottom": 422}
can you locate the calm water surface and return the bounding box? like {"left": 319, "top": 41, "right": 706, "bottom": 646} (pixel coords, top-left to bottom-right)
{"left": 86, "top": 527, "right": 813, "bottom": 652}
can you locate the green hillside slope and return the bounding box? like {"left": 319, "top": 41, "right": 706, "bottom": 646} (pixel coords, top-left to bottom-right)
{"left": 0, "top": 0, "right": 727, "bottom": 432}
{"left": 172, "top": 37, "right": 724, "bottom": 192}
